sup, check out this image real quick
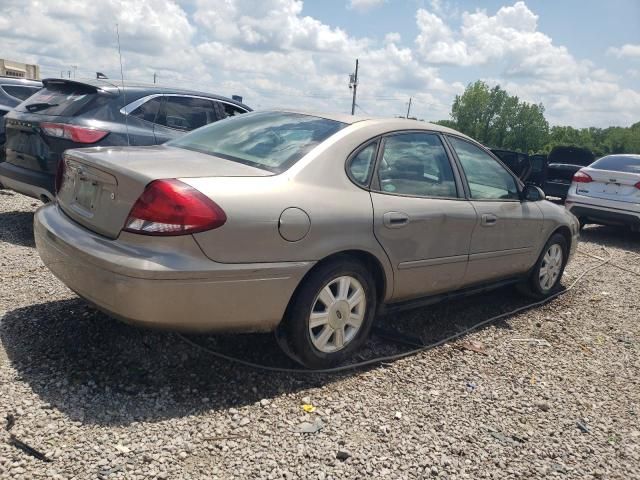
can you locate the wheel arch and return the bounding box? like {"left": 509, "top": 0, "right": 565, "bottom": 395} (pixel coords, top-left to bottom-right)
{"left": 289, "top": 249, "right": 391, "bottom": 310}
{"left": 551, "top": 225, "right": 572, "bottom": 255}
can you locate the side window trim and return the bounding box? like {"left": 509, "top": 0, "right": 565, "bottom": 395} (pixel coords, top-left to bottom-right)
{"left": 345, "top": 138, "right": 381, "bottom": 189}
{"left": 121, "top": 94, "right": 249, "bottom": 117}
{"left": 444, "top": 134, "right": 523, "bottom": 202}
{"left": 370, "top": 130, "right": 465, "bottom": 200}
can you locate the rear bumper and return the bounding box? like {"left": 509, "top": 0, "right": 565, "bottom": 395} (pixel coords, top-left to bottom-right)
{"left": 34, "top": 203, "right": 314, "bottom": 333}
{"left": 566, "top": 201, "right": 640, "bottom": 228}
{"left": 0, "top": 161, "right": 55, "bottom": 200}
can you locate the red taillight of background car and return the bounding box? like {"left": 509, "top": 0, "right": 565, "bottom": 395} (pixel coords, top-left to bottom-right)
{"left": 635, "top": 181, "right": 640, "bottom": 190}
{"left": 572, "top": 171, "right": 593, "bottom": 183}
{"left": 124, "top": 179, "right": 227, "bottom": 236}
{"left": 41, "top": 122, "right": 108, "bottom": 144}
{"left": 54, "top": 157, "right": 66, "bottom": 194}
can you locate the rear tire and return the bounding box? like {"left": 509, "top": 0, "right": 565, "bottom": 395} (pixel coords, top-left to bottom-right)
{"left": 281, "top": 257, "right": 377, "bottom": 369}
{"left": 519, "top": 233, "right": 568, "bottom": 299}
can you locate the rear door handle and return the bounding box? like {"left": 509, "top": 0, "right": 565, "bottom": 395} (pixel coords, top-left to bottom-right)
{"left": 383, "top": 211, "right": 410, "bottom": 228}
{"left": 481, "top": 214, "right": 498, "bottom": 226}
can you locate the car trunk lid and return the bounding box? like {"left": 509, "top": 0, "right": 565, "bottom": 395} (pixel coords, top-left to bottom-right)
{"left": 575, "top": 167, "right": 640, "bottom": 204}
{"left": 57, "top": 145, "right": 272, "bottom": 238}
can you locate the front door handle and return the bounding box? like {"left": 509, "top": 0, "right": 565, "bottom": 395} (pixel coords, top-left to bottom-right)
{"left": 481, "top": 213, "right": 498, "bottom": 226}
{"left": 383, "top": 211, "right": 410, "bottom": 228}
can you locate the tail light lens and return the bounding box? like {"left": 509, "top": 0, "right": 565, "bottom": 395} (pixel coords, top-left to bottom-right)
{"left": 54, "top": 157, "right": 66, "bottom": 194}
{"left": 572, "top": 171, "right": 593, "bottom": 183}
{"left": 41, "top": 122, "right": 108, "bottom": 144}
{"left": 124, "top": 179, "right": 226, "bottom": 236}
{"left": 635, "top": 181, "right": 640, "bottom": 190}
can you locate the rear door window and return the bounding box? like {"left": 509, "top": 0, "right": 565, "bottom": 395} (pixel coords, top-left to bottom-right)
{"left": 129, "top": 97, "right": 162, "bottom": 123}
{"left": 377, "top": 132, "right": 458, "bottom": 198}
{"left": 1, "top": 85, "right": 40, "bottom": 101}
{"left": 156, "top": 96, "right": 217, "bottom": 131}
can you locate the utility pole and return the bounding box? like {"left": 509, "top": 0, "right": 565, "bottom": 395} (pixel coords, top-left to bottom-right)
{"left": 153, "top": 73, "right": 157, "bottom": 84}
{"left": 349, "top": 59, "right": 359, "bottom": 115}
{"left": 67, "top": 70, "right": 71, "bottom": 79}
{"left": 406, "top": 97, "right": 412, "bottom": 118}
{"left": 72, "top": 65, "right": 77, "bottom": 79}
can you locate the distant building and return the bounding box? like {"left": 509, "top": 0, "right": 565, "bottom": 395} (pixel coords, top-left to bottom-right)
{"left": 0, "top": 59, "right": 40, "bottom": 80}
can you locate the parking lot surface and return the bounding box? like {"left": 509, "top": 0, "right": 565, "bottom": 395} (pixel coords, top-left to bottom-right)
{"left": 1, "top": 191, "right": 639, "bottom": 479}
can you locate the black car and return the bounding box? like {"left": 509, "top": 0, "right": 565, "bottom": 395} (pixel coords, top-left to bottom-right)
{"left": 489, "top": 149, "right": 549, "bottom": 186}
{"left": 0, "top": 78, "right": 251, "bottom": 202}
{"left": 490, "top": 149, "right": 532, "bottom": 180}
{"left": 0, "top": 76, "right": 42, "bottom": 162}
{"left": 543, "top": 146, "right": 595, "bottom": 199}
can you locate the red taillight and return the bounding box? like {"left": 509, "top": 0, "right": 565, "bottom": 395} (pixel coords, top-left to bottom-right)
{"left": 572, "top": 171, "right": 593, "bottom": 183}
{"left": 54, "top": 157, "right": 66, "bottom": 194}
{"left": 41, "top": 122, "right": 108, "bottom": 144}
{"left": 124, "top": 179, "right": 226, "bottom": 236}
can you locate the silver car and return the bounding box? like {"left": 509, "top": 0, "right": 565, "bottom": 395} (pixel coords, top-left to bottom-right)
{"left": 34, "top": 111, "right": 579, "bottom": 368}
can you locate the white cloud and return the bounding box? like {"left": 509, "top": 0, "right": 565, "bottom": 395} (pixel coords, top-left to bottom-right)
{"left": 413, "top": 1, "right": 640, "bottom": 126}
{"left": 347, "top": 0, "right": 385, "bottom": 13}
{"left": 0, "top": 0, "right": 636, "bottom": 127}
{"left": 416, "top": 0, "right": 577, "bottom": 75}
{"left": 608, "top": 44, "right": 640, "bottom": 59}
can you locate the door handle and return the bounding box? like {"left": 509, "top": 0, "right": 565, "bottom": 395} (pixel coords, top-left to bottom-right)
{"left": 383, "top": 211, "right": 410, "bottom": 228}
{"left": 481, "top": 214, "right": 498, "bottom": 226}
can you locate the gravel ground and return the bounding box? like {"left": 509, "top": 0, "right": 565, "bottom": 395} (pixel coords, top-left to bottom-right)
{"left": 0, "top": 191, "right": 639, "bottom": 479}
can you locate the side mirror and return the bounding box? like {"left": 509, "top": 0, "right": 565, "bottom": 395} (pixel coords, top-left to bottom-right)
{"left": 522, "top": 184, "right": 546, "bottom": 202}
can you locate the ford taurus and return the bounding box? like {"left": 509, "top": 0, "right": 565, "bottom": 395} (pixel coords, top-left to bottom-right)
{"left": 34, "top": 111, "right": 579, "bottom": 368}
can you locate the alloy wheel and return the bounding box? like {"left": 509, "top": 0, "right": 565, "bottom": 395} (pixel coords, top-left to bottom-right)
{"left": 308, "top": 275, "right": 366, "bottom": 353}
{"left": 539, "top": 243, "right": 563, "bottom": 290}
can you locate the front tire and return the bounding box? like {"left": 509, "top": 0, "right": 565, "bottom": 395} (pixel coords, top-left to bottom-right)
{"left": 281, "top": 258, "right": 377, "bottom": 369}
{"left": 519, "top": 233, "right": 568, "bottom": 298}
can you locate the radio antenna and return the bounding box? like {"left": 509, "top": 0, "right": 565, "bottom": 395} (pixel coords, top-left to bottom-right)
{"left": 116, "top": 23, "right": 130, "bottom": 146}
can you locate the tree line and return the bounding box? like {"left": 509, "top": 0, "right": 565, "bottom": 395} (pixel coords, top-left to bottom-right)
{"left": 435, "top": 80, "right": 640, "bottom": 157}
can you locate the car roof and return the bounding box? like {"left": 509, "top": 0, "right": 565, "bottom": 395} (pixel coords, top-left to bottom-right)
{"left": 41, "top": 77, "right": 251, "bottom": 109}
{"left": 270, "top": 109, "right": 472, "bottom": 139}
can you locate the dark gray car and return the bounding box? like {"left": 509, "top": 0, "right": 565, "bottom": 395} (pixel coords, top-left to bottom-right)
{"left": 0, "top": 76, "right": 42, "bottom": 163}
{"left": 0, "top": 78, "right": 251, "bottom": 201}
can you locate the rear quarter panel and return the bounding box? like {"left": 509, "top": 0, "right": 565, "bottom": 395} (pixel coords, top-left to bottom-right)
{"left": 187, "top": 121, "right": 398, "bottom": 299}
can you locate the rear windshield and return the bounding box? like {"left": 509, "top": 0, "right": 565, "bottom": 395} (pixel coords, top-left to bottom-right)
{"left": 591, "top": 155, "right": 640, "bottom": 173}
{"left": 16, "top": 82, "right": 101, "bottom": 116}
{"left": 167, "top": 111, "right": 347, "bottom": 173}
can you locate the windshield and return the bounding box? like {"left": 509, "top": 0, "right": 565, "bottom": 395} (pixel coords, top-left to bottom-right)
{"left": 591, "top": 155, "right": 640, "bottom": 174}
{"left": 167, "top": 111, "right": 347, "bottom": 173}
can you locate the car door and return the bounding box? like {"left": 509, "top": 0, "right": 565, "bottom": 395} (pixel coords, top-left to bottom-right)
{"left": 366, "top": 131, "right": 478, "bottom": 301}
{"left": 153, "top": 95, "right": 219, "bottom": 143}
{"left": 446, "top": 136, "right": 544, "bottom": 285}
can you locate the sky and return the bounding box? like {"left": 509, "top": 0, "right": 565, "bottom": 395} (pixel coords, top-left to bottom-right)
{"left": 1, "top": 0, "right": 639, "bottom": 128}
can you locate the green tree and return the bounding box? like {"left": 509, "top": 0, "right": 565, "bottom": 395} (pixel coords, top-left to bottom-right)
{"left": 445, "top": 80, "right": 549, "bottom": 153}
